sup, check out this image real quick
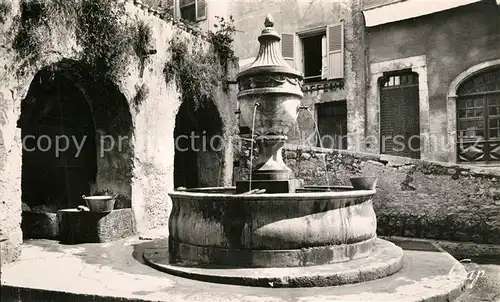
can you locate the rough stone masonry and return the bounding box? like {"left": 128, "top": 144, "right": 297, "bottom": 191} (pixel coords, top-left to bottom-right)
{"left": 234, "top": 142, "right": 500, "bottom": 245}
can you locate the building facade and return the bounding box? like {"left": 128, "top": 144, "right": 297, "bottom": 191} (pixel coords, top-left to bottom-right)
{"left": 363, "top": 0, "right": 500, "bottom": 164}
{"left": 151, "top": 0, "right": 499, "bottom": 166}
{"left": 228, "top": 0, "right": 500, "bottom": 165}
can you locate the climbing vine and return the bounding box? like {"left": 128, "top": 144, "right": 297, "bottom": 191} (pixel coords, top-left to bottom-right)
{"left": 207, "top": 16, "right": 238, "bottom": 77}
{"left": 133, "top": 20, "right": 154, "bottom": 78}
{"left": 11, "top": 0, "right": 82, "bottom": 74}
{"left": 133, "top": 83, "right": 150, "bottom": 110}
{"left": 0, "top": 0, "right": 11, "bottom": 24}
{"left": 164, "top": 35, "right": 221, "bottom": 110}
{"left": 77, "top": 0, "right": 133, "bottom": 83}
{"left": 164, "top": 15, "right": 237, "bottom": 110}
{"left": 9, "top": 0, "right": 237, "bottom": 114}
{"left": 11, "top": 0, "right": 151, "bottom": 84}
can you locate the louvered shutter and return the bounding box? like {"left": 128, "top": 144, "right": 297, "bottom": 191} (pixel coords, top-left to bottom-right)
{"left": 326, "top": 22, "right": 344, "bottom": 79}
{"left": 321, "top": 35, "right": 327, "bottom": 79}
{"left": 281, "top": 33, "right": 295, "bottom": 68}
{"left": 196, "top": 0, "right": 207, "bottom": 21}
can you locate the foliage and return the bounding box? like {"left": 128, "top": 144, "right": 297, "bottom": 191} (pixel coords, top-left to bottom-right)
{"left": 133, "top": 83, "right": 150, "bottom": 110}
{"left": 0, "top": 0, "right": 12, "bottom": 24}
{"left": 77, "top": 0, "right": 133, "bottom": 83}
{"left": 164, "top": 35, "right": 221, "bottom": 111}
{"left": 157, "top": 3, "right": 174, "bottom": 21}
{"left": 12, "top": 0, "right": 78, "bottom": 72}
{"left": 13, "top": 1, "right": 51, "bottom": 64}
{"left": 11, "top": 0, "right": 156, "bottom": 84}
{"left": 207, "top": 15, "right": 238, "bottom": 76}
{"left": 133, "top": 21, "right": 154, "bottom": 58}
{"left": 163, "top": 15, "right": 237, "bottom": 110}
{"left": 133, "top": 20, "right": 154, "bottom": 77}
{"left": 9, "top": 0, "right": 238, "bottom": 114}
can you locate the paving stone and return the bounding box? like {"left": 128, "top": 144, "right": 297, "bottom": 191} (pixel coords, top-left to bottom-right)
{"left": 0, "top": 237, "right": 472, "bottom": 302}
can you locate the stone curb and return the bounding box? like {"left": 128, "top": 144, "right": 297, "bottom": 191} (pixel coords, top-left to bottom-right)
{"left": 143, "top": 239, "right": 404, "bottom": 288}
{"left": 381, "top": 235, "right": 500, "bottom": 260}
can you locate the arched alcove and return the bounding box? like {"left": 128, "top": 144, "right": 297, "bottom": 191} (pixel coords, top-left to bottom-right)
{"left": 17, "top": 60, "right": 134, "bottom": 239}
{"left": 18, "top": 67, "right": 96, "bottom": 213}
{"left": 174, "top": 99, "right": 224, "bottom": 189}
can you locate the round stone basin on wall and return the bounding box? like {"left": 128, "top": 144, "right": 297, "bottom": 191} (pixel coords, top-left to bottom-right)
{"left": 168, "top": 187, "right": 378, "bottom": 268}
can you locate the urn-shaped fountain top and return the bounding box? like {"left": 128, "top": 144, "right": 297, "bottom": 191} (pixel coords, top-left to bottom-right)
{"left": 236, "top": 14, "right": 303, "bottom": 80}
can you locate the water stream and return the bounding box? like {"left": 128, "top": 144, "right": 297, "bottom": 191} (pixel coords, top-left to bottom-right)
{"left": 305, "top": 108, "right": 331, "bottom": 189}
{"left": 248, "top": 102, "right": 260, "bottom": 191}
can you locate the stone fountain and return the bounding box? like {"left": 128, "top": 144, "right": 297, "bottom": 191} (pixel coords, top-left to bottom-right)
{"left": 144, "top": 14, "right": 404, "bottom": 287}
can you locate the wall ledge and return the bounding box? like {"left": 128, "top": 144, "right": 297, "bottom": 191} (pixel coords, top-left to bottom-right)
{"left": 380, "top": 236, "right": 500, "bottom": 259}
{"left": 283, "top": 144, "right": 500, "bottom": 178}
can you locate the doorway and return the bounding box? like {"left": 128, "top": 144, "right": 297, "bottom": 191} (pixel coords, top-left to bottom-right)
{"left": 379, "top": 71, "right": 420, "bottom": 159}
{"left": 174, "top": 99, "right": 223, "bottom": 189}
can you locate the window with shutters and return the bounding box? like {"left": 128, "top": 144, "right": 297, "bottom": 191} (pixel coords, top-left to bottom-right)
{"left": 286, "top": 22, "right": 344, "bottom": 84}
{"left": 281, "top": 33, "right": 295, "bottom": 70}
{"left": 301, "top": 33, "right": 325, "bottom": 83}
{"left": 179, "top": 0, "right": 206, "bottom": 22}
{"left": 326, "top": 22, "right": 344, "bottom": 80}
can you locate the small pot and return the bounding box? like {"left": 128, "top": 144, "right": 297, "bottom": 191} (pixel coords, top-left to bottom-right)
{"left": 350, "top": 177, "right": 378, "bottom": 190}
{"left": 82, "top": 195, "right": 116, "bottom": 213}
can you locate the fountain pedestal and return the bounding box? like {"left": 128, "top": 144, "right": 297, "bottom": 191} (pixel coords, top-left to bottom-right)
{"left": 236, "top": 135, "right": 300, "bottom": 193}
{"left": 234, "top": 15, "right": 304, "bottom": 193}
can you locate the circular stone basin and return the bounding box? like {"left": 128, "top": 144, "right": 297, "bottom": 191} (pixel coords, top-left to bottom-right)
{"left": 168, "top": 186, "right": 378, "bottom": 268}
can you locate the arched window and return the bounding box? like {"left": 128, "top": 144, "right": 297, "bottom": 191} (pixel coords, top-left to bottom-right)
{"left": 456, "top": 67, "right": 500, "bottom": 164}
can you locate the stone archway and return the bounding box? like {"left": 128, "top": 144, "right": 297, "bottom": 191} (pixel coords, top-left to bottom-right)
{"left": 174, "top": 99, "right": 224, "bottom": 189}
{"left": 18, "top": 65, "right": 97, "bottom": 239}
{"left": 17, "top": 60, "right": 134, "bottom": 239}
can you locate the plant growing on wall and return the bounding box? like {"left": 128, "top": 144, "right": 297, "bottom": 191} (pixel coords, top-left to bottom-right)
{"left": 13, "top": 1, "right": 52, "bottom": 70}
{"left": 164, "top": 34, "right": 221, "bottom": 111}
{"left": 11, "top": 0, "right": 157, "bottom": 83}
{"left": 11, "top": 0, "right": 79, "bottom": 74}
{"left": 133, "top": 20, "right": 155, "bottom": 78}
{"left": 163, "top": 15, "right": 237, "bottom": 112}
{"left": 207, "top": 15, "right": 238, "bottom": 79}
{"left": 77, "top": 0, "right": 133, "bottom": 83}
{"left": 0, "top": 0, "right": 12, "bottom": 24}
{"left": 133, "top": 83, "right": 150, "bottom": 110}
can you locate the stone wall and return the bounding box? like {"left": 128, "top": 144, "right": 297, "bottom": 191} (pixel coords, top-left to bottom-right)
{"left": 0, "top": 0, "right": 237, "bottom": 265}
{"left": 234, "top": 144, "right": 500, "bottom": 245}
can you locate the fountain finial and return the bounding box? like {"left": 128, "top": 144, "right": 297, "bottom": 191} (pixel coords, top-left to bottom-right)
{"left": 236, "top": 12, "right": 302, "bottom": 79}
{"left": 264, "top": 14, "right": 274, "bottom": 27}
